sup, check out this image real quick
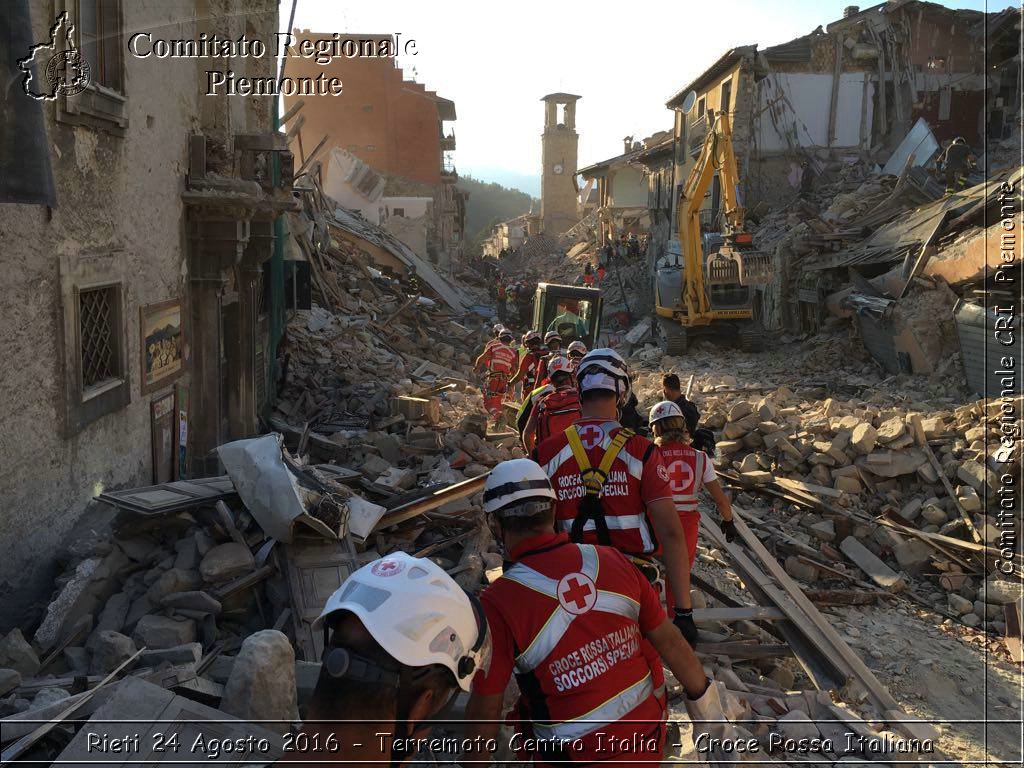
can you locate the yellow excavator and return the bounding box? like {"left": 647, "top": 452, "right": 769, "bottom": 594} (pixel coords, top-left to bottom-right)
{"left": 654, "top": 107, "right": 773, "bottom": 354}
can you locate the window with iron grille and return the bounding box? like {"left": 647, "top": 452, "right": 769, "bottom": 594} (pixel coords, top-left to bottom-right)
{"left": 79, "top": 285, "right": 122, "bottom": 391}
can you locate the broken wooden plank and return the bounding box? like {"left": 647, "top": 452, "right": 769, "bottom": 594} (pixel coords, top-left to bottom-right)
{"left": 372, "top": 474, "right": 488, "bottom": 532}
{"left": 910, "top": 414, "right": 982, "bottom": 544}
{"left": 208, "top": 564, "right": 275, "bottom": 601}
{"left": 697, "top": 642, "right": 792, "bottom": 659}
{"left": 1, "top": 648, "right": 144, "bottom": 763}
{"left": 693, "top": 606, "right": 786, "bottom": 622}
{"left": 775, "top": 476, "right": 844, "bottom": 500}
{"left": 701, "top": 519, "right": 847, "bottom": 690}
{"left": 729, "top": 514, "right": 937, "bottom": 743}
{"left": 802, "top": 589, "right": 879, "bottom": 606}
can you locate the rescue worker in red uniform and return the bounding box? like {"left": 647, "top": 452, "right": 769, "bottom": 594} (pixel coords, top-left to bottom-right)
{"left": 567, "top": 340, "right": 587, "bottom": 370}
{"left": 522, "top": 356, "right": 581, "bottom": 453}
{"left": 464, "top": 459, "right": 721, "bottom": 767}
{"left": 533, "top": 331, "right": 563, "bottom": 387}
{"left": 649, "top": 401, "right": 736, "bottom": 567}
{"left": 474, "top": 328, "right": 518, "bottom": 423}
{"left": 533, "top": 349, "right": 699, "bottom": 647}
{"left": 509, "top": 330, "right": 544, "bottom": 398}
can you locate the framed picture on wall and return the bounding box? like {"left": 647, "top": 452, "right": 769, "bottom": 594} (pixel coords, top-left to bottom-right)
{"left": 139, "top": 299, "right": 184, "bottom": 395}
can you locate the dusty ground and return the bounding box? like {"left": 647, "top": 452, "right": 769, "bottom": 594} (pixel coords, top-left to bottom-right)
{"left": 635, "top": 328, "right": 1022, "bottom": 763}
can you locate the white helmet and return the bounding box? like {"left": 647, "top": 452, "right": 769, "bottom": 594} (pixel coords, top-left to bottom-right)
{"left": 576, "top": 348, "right": 631, "bottom": 403}
{"left": 524, "top": 330, "right": 542, "bottom": 345}
{"left": 547, "top": 355, "right": 574, "bottom": 377}
{"left": 482, "top": 458, "right": 556, "bottom": 516}
{"left": 498, "top": 329, "right": 514, "bottom": 343}
{"left": 649, "top": 400, "right": 683, "bottom": 424}
{"left": 543, "top": 330, "right": 562, "bottom": 346}
{"left": 567, "top": 340, "right": 587, "bottom": 357}
{"left": 492, "top": 323, "right": 505, "bottom": 337}
{"left": 314, "top": 552, "right": 490, "bottom": 692}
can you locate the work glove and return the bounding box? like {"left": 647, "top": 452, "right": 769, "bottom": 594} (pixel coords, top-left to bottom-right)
{"left": 721, "top": 518, "right": 737, "bottom": 543}
{"left": 684, "top": 679, "right": 740, "bottom": 768}
{"left": 673, "top": 608, "right": 699, "bottom": 648}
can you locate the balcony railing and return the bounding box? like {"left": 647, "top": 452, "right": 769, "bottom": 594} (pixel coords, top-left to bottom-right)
{"left": 440, "top": 133, "right": 456, "bottom": 151}
{"left": 441, "top": 162, "right": 457, "bottom": 182}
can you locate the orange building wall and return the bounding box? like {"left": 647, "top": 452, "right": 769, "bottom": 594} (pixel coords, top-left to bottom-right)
{"left": 283, "top": 33, "right": 442, "bottom": 186}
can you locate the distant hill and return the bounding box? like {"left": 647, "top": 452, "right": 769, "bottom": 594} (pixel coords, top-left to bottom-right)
{"left": 457, "top": 175, "right": 537, "bottom": 250}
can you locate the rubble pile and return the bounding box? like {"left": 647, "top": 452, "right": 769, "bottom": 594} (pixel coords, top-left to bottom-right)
{"left": 0, "top": 186, "right": 525, "bottom": 762}
{"left": 628, "top": 336, "right": 1022, "bottom": 642}
{"left": 0, "top": 506, "right": 296, "bottom": 720}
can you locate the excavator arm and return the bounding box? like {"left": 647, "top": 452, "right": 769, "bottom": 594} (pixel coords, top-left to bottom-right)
{"left": 674, "top": 112, "right": 771, "bottom": 325}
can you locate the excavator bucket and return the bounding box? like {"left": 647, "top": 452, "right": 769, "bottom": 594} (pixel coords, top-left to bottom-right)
{"left": 737, "top": 249, "right": 773, "bottom": 286}
{"left": 706, "top": 255, "right": 740, "bottom": 285}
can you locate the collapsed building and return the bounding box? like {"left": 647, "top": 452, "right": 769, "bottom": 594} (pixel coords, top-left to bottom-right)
{"left": 282, "top": 32, "right": 468, "bottom": 271}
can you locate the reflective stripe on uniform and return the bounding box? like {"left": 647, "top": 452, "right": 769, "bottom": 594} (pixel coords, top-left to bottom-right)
{"left": 504, "top": 545, "right": 640, "bottom": 674}
{"left": 543, "top": 428, "right": 644, "bottom": 481}
{"left": 556, "top": 515, "right": 655, "bottom": 553}
{"left": 670, "top": 449, "right": 706, "bottom": 513}
{"left": 532, "top": 673, "right": 655, "bottom": 742}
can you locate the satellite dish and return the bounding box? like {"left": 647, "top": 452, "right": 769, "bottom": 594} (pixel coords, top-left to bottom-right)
{"left": 680, "top": 90, "right": 698, "bottom": 114}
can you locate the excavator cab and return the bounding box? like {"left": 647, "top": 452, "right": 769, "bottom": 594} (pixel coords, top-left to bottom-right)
{"left": 532, "top": 283, "right": 602, "bottom": 348}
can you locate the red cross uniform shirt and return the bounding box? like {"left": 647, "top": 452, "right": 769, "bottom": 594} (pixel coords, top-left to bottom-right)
{"left": 481, "top": 343, "right": 518, "bottom": 376}
{"left": 474, "top": 532, "right": 667, "bottom": 765}
{"left": 534, "top": 418, "right": 674, "bottom": 556}
{"left": 658, "top": 443, "right": 715, "bottom": 518}
{"left": 516, "top": 350, "right": 543, "bottom": 386}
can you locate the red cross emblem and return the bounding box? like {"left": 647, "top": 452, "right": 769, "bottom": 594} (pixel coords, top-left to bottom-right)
{"left": 578, "top": 424, "right": 604, "bottom": 450}
{"left": 557, "top": 572, "right": 597, "bottom": 615}
{"left": 371, "top": 559, "right": 405, "bottom": 577}
{"left": 666, "top": 460, "right": 694, "bottom": 492}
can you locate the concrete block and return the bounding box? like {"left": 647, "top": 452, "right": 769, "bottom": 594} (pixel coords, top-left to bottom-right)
{"left": 199, "top": 543, "right": 254, "bottom": 583}
{"left": 840, "top": 537, "right": 905, "bottom": 591}
{"left": 133, "top": 615, "right": 197, "bottom": 649}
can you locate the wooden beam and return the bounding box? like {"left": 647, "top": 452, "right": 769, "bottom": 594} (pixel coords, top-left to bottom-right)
{"left": 909, "top": 414, "right": 982, "bottom": 543}
{"left": 280, "top": 98, "right": 305, "bottom": 126}
{"left": 209, "top": 564, "right": 275, "bottom": 601}
{"left": 697, "top": 642, "right": 792, "bottom": 659}
{"left": 372, "top": 474, "right": 488, "bottom": 532}
{"left": 1, "top": 648, "right": 144, "bottom": 762}
{"left": 693, "top": 606, "right": 785, "bottom": 622}
{"left": 700, "top": 519, "right": 847, "bottom": 690}
{"left": 726, "top": 513, "right": 938, "bottom": 742}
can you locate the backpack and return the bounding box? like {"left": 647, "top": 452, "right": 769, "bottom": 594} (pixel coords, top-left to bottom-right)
{"left": 536, "top": 389, "right": 582, "bottom": 445}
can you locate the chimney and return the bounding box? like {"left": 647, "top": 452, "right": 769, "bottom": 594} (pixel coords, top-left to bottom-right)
{"left": 843, "top": 5, "right": 860, "bottom": 17}
{"left": 623, "top": 135, "right": 634, "bottom": 153}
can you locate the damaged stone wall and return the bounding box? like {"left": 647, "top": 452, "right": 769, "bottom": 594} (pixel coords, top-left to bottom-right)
{"left": 0, "top": 0, "right": 279, "bottom": 629}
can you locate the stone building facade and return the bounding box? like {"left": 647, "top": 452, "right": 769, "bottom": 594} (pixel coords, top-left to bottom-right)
{"left": 0, "top": 0, "right": 290, "bottom": 626}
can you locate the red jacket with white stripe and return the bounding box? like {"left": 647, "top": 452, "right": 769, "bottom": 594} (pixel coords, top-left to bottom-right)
{"left": 533, "top": 418, "right": 674, "bottom": 556}
{"left": 658, "top": 442, "right": 715, "bottom": 518}
{"left": 474, "top": 532, "right": 667, "bottom": 764}
{"left": 480, "top": 342, "right": 518, "bottom": 376}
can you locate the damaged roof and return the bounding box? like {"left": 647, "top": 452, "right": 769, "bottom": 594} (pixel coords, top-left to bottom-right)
{"left": 666, "top": 45, "right": 757, "bottom": 109}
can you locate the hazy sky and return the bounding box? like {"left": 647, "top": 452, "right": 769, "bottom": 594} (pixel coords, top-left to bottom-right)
{"left": 284, "top": 0, "right": 1009, "bottom": 194}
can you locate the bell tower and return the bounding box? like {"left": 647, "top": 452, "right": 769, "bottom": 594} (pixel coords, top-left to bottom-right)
{"left": 540, "top": 93, "right": 581, "bottom": 236}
